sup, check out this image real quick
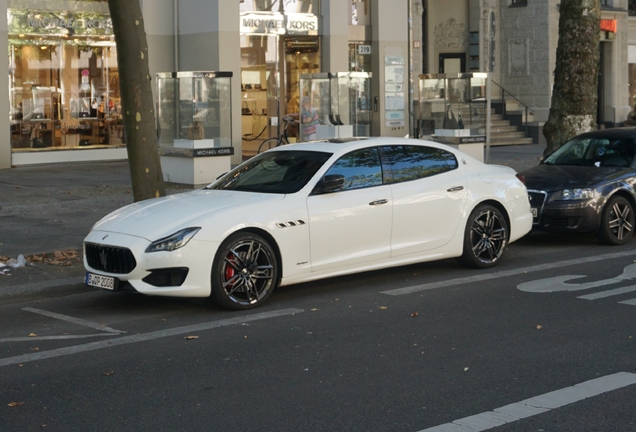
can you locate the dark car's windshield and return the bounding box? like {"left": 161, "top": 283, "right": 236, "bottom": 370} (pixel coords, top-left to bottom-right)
{"left": 208, "top": 150, "right": 332, "bottom": 194}
{"left": 543, "top": 136, "right": 636, "bottom": 168}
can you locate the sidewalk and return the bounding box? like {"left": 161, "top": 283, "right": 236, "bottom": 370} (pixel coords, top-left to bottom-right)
{"left": 0, "top": 143, "right": 545, "bottom": 302}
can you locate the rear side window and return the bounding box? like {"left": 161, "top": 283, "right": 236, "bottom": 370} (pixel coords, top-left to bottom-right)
{"left": 380, "top": 145, "right": 458, "bottom": 183}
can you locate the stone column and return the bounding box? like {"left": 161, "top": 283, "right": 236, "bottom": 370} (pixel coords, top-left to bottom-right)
{"left": 0, "top": 0, "right": 10, "bottom": 169}
{"left": 177, "top": 0, "right": 242, "bottom": 164}
{"left": 321, "top": 0, "right": 349, "bottom": 72}
{"left": 371, "top": 0, "right": 409, "bottom": 137}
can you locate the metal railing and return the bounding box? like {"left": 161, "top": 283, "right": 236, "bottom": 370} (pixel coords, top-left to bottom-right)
{"left": 492, "top": 80, "right": 534, "bottom": 137}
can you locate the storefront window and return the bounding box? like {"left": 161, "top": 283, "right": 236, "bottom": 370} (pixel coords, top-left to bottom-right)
{"left": 239, "top": 2, "right": 320, "bottom": 156}
{"left": 8, "top": 5, "right": 122, "bottom": 153}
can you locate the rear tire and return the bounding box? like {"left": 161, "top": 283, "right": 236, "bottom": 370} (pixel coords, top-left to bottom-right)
{"left": 457, "top": 204, "right": 508, "bottom": 269}
{"left": 210, "top": 232, "right": 278, "bottom": 310}
{"left": 258, "top": 138, "right": 278, "bottom": 154}
{"left": 597, "top": 195, "right": 634, "bottom": 245}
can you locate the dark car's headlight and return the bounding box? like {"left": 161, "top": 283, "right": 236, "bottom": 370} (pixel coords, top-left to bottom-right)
{"left": 556, "top": 188, "right": 594, "bottom": 201}
{"left": 145, "top": 227, "right": 201, "bottom": 253}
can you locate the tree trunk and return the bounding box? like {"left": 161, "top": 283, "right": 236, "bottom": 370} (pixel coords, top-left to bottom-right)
{"left": 108, "top": 0, "right": 165, "bottom": 202}
{"left": 543, "top": 0, "right": 600, "bottom": 154}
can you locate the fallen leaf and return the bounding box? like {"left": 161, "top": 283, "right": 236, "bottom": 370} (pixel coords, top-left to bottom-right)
{"left": 464, "top": 367, "right": 469, "bottom": 372}
{"left": 243, "top": 335, "right": 248, "bottom": 339}
{"left": 411, "top": 312, "right": 419, "bottom": 317}
{"left": 8, "top": 402, "right": 24, "bottom": 407}
{"left": 30, "top": 347, "right": 39, "bottom": 351}
{"left": 310, "top": 308, "right": 319, "bottom": 311}
{"left": 378, "top": 306, "right": 388, "bottom": 310}
{"left": 103, "top": 371, "right": 114, "bottom": 376}
{"left": 184, "top": 335, "right": 199, "bottom": 340}
{"left": 536, "top": 324, "right": 543, "bottom": 330}
{"left": 28, "top": 333, "right": 37, "bottom": 337}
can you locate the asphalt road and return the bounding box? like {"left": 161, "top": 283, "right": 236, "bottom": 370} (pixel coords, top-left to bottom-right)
{"left": 1, "top": 232, "right": 636, "bottom": 432}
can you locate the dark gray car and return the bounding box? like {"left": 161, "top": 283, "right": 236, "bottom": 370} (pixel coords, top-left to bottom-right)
{"left": 519, "top": 128, "right": 636, "bottom": 245}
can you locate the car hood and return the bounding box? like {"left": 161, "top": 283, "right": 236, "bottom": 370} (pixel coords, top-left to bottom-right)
{"left": 520, "top": 164, "right": 625, "bottom": 192}
{"left": 90, "top": 189, "right": 285, "bottom": 240}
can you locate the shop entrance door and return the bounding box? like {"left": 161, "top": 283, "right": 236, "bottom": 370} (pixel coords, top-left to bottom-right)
{"left": 348, "top": 42, "right": 373, "bottom": 73}
{"left": 240, "top": 35, "right": 279, "bottom": 157}
{"left": 281, "top": 36, "right": 320, "bottom": 141}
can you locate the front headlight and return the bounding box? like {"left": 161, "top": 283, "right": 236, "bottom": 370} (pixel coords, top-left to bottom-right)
{"left": 145, "top": 227, "right": 201, "bottom": 253}
{"left": 556, "top": 188, "right": 594, "bottom": 200}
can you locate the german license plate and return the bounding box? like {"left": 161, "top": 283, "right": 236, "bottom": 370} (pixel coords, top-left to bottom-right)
{"left": 86, "top": 273, "right": 116, "bottom": 290}
{"left": 531, "top": 207, "right": 538, "bottom": 218}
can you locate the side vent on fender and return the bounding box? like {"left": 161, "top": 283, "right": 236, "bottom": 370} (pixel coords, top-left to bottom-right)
{"left": 276, "top": 220, "right": 307, "bottom": 229}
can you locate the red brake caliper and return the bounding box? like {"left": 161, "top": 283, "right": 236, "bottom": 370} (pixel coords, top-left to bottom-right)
{"left": 224, "top": 254, "right": 236, "bottom": 286}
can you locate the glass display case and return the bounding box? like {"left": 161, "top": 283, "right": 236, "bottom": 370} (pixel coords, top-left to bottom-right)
{"left": 418, "top": 73, "right": 488, "bottom": 144}
{"left": 157, "top": 71, "right": 233, "bottom": 149}
{"left": 298, "top": 72, "right": 372, "bottom": 141}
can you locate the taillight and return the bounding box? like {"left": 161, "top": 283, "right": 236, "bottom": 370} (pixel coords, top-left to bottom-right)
{"left": 516, "top": 173, "right": 526, "bottom": 185}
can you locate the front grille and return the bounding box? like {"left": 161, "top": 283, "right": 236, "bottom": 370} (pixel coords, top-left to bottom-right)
{"left": 528, "top": 190, "right": 548, "bottom": 224}
{"left": 85, "top": 243, "right": 137, "bottom": 274}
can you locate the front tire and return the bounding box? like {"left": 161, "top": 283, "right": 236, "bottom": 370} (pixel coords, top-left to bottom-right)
{"left": 457, "top": 204, "right": 508, "bottom": 269}
{"left": 598, "top": 195, "right": 634, "bottom": 245}
{"left": 211, "top": 232, "right": 278, "bottom": 310}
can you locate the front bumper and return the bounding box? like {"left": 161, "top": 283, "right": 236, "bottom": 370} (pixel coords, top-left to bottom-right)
{"left": 83, "top": 230, "right": 219, "bottom": 298}
{"left": 529, "top": 190, "right": 601, "bottom": 233}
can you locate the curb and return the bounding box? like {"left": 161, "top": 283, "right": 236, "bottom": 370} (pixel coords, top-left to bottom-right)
{"left": 0, "top": 277, "right": 87, "bottom": 304}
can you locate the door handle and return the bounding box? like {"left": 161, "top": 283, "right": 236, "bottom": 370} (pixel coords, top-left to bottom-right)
{"left": 369, "top": 199, "right": 388, "bottom": 206}
{"left": 447, "top": 186, "right": 464, "bottom": 192}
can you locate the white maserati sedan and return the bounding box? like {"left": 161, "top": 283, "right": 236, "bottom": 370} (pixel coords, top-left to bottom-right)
{"left": 84, "top": 137, "right": 532, "bottom": 310}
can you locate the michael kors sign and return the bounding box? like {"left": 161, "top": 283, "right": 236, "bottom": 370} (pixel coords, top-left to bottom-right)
{"left": 240, "top": 13, "right": 318, "bottom": 35}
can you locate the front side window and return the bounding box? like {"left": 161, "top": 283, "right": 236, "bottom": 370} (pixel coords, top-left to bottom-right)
{"left": 381, "top": 145, "right": 458, "bottom": 183}
{"left": 211, "top": 150, "right": 331, "bottom": 194}
{"left": 323, "top": 147, "right": 383, "bottom": 191}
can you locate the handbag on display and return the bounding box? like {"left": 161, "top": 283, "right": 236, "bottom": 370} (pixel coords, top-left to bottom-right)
{"left": 242, "top": 101, "right": 251, "bottom": 115}
{"left": 187, "top": 121, "right": 204, "bottom": 140}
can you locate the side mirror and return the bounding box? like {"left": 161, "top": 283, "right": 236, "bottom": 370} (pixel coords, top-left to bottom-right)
{"left": 313, "top": 174, "right": 345, "bottom": 194}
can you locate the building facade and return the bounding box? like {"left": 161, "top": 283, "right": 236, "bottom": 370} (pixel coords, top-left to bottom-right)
{"left": 1, "top": 0, "right": 635, "bottom": 170}
{"left": 415, "top": 0, "right": 634, "bottom": 143}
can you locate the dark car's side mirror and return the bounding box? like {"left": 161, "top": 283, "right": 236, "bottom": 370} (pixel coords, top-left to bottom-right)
{"left": 312, "top": 174, "right": 345, "bottom": 195}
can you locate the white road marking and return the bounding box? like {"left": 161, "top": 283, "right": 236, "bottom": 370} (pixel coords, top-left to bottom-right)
{"left": 382, "top": 250, "right": 636, "bottom": 296}
{"left": 417, "top": 372, "right": 636, "bottom": 432}
{"left": 0, "top": 308, "right": 303, "bottom": 368}
{"left": 619, "top": 298, "right": 636, "bottom": 306}
{"left": 0, "top": 334, "right": 119, "bottom": 342}
{"left": 578, "top": 285, "right": 636, "bottom": 300}
{"left": 518, "top": 263, "right": 636, "bottom": 293}
{"left": 23, "top": 307, "right": 124, "bottom": 333}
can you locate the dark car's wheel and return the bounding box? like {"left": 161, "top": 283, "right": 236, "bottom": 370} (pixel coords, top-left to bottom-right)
{"left": 598, "top": 195, "right": 634, "bottom": 245}
{"left": 211, "top": 232, "right": 278, "bottom": 310}
{"left": 457, "top": 204, "right": 508, "bottom": 269}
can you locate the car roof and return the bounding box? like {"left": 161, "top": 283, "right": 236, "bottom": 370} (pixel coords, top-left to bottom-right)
{"left": 575, "top": 127, "right": 636, "bottom": 140}
{"left": 271, "top": 136, "right": 462, "bottom": 158}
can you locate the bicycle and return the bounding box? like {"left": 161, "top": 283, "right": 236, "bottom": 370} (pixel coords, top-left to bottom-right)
{"left": 257, "top": 115, "right": 296, "bottom": 154}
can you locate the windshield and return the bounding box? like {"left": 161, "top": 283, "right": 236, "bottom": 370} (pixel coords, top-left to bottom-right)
{"left": 543, "top": 136, "right": 636, "bottom": 168}
{"left": 209, "top": 150, "right": 332, "bottom": 194}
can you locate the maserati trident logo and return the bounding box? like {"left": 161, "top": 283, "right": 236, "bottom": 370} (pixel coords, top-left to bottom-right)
{"left": 99, "top": 249, "right": 108, "bottom": 270}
